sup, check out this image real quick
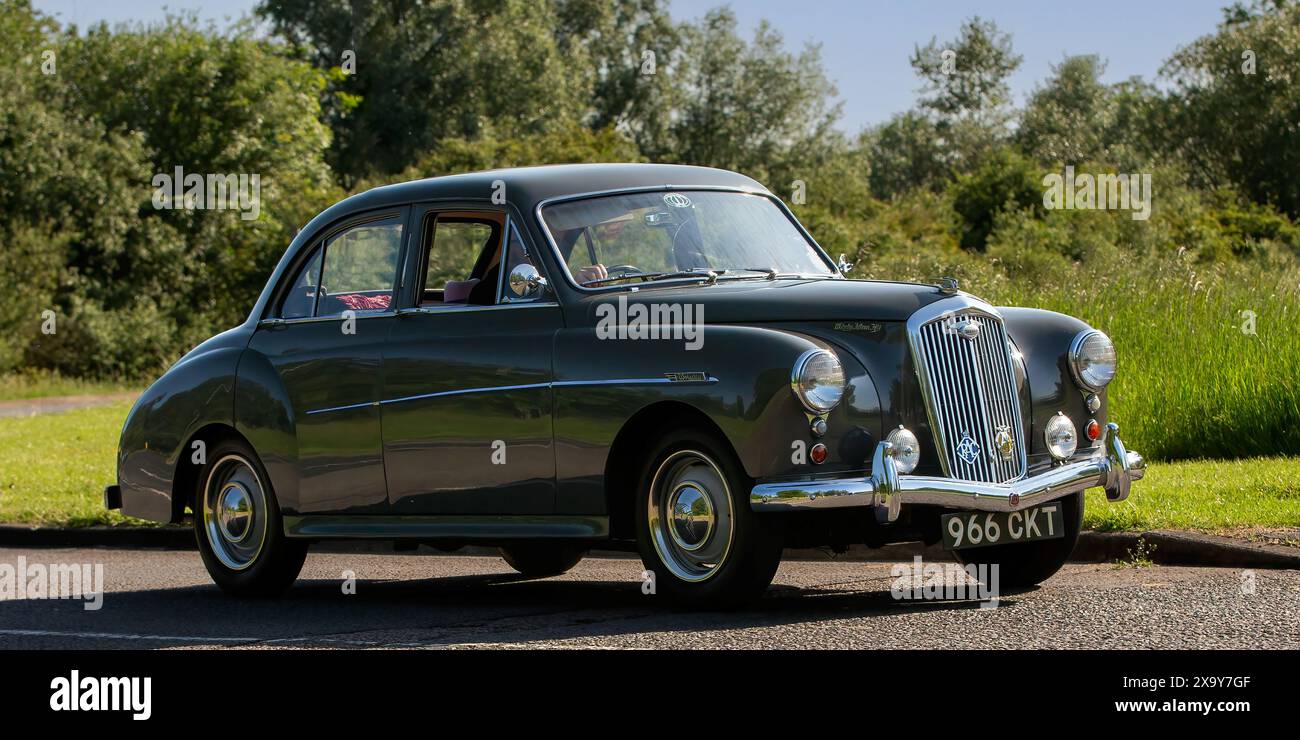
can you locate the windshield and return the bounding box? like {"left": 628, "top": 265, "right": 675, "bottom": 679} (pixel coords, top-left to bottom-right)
{"left": 540, "top": 190, "right": 834, "bottom": 287}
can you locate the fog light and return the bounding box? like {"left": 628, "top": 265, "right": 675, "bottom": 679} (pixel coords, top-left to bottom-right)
{"left": 1085, "top": 419, "right": 1101, "bottom": 441}
{"left": 885, "top": 426, "right": 920, "bottom": 474}
{"left": 1045, "top": 413, "right": 1077, "bottom": 460}
{"left": 810, "top": 443, "right": 828, "bottom": 464}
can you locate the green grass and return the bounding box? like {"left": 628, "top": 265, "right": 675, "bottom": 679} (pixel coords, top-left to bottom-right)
{"left": 986, "top": 257, "right": 1300, "bottom": 462}
{"left": 0, "top": 401, "right": 142, "bottom": 527}
{"left": 865, "top": 248, "right": 1300, "bottom": 461}
{"left": 1, "top": 400, "right": 1297, "bottom": 532}
{"left": 1084, "top": 456, "right": 1300, "bottom": 531}
{"left": 0, "top": 370, "right": 139, "bottom": 401}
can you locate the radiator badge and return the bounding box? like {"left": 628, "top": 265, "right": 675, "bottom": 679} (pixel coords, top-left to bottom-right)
{"left": 995, "top": 425, "right": 1015, "bottom": 460}
{"left": 955, "top": 433, "right": 981, "bottom": 466}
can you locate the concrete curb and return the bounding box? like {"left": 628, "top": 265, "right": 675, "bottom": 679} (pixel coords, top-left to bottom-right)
{"left": 1, "top": 525, "right": 1296, "bottom": 569}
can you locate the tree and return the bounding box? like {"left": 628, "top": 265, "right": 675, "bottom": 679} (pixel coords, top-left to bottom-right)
{"left": 910, "top": 17, "right": 1022, "bottom": 169}
{"left": 553, "top": 0, "right": 682, "bottom": 153}
{"left": 658, "top": 8, "right": 842, "bottom": 182}
{"left": 1161, "top": 0, "right": 1300, "bottom": 216}
{"left": 257, "top": 0, "right": 591, "bottom": 183}
{"left": 865, "top": 112, "right": 949, "bottom": 199}
{"left": 949, "top": 147, "right": 1040, "bottom": 251}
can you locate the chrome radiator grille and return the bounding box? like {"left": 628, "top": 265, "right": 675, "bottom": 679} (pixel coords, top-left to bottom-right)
{"left": 911, "top": 308, "right": 1026, "bottom": 483}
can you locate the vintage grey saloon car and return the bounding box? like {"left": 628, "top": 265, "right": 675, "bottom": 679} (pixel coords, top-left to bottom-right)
{"left": 107, "top": 163, "right": 1144, "bottom": 606}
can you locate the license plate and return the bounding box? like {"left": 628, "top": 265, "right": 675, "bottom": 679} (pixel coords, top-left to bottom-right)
{"left": 940, "top": 503, "right": 1065, "bottom": 550}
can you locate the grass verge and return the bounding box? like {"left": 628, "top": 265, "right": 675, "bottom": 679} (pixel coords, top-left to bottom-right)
{"left": 0, "top": 370, "right": 139, "bottom": 401}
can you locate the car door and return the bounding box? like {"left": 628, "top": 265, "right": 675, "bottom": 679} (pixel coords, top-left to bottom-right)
{"left": 380, "top": 206, "right": 563, "bottom": 515}
{"left": 248, "top": 209, "right": 408, "bottom": 514}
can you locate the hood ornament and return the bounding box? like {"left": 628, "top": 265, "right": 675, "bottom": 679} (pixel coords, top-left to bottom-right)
{"left": 937, "top": 277, "right": 959, "bottom": 295}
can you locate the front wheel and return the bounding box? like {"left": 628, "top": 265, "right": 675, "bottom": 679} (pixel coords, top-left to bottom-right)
{"left": 953, "top": 492, "right": 1084, "bottom": 588}
{"left": 635, "top": 427, "right": 783, "bottom": 609}
{"left": 194, "top": 439, "right": 307, "bottom": 597}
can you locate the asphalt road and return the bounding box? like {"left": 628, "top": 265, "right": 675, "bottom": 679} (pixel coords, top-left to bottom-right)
{"left": 0, "top": 547, "right": 1295, "bottom": 649}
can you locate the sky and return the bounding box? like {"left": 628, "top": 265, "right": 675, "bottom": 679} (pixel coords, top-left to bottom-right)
{"left": 35, "top": 0, "right": 1230, "bottom": 133}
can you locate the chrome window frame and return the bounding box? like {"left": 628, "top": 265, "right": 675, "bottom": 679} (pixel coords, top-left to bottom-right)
{"left": 533, "top": 185, "right": 840, "bottom": 294}
{"left": 267, "top": 209, "right": 407, "bottom": 324}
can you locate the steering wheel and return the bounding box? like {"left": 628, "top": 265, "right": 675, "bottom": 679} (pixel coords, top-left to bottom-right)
{"left": 605, "top": 264, "right": 642, "bottom": 278}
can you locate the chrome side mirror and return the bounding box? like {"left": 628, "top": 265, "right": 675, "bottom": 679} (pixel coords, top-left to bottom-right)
{"left": 508, "top": 263, "right": 548, "bottom": 299}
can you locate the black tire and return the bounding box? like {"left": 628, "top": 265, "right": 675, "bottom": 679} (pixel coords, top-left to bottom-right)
{"left": 194, "top": 439, "right": 307, "bottom": 597}
{"left": 498, "top": 543, "right": 586, "bottom": 577}
{"left": 954, "top": 493, "right": 1084, "bottom": 588}
{"left": 635, "top": 426, "right": 783, "bottom": 609}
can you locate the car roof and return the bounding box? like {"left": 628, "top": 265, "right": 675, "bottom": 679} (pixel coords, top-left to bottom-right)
{"left": 248, "top": 164, "right": 773, "bottom": 324}
{"left": 340, "top": 163, "right": 770, "bottom": 214}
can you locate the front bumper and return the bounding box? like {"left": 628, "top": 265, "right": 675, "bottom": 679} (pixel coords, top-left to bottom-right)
{"left": 751, "top": 423, "right": 1144, "bottom": 522}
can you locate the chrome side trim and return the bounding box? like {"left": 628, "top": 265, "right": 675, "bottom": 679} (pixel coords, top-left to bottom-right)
{"left": 259, "top": 311, "right": 395, "bottom": 328}
{"left": 283, "top": 514, "right": 609, "bottom": 539}
{"left": 394, "top": 302, "right": 560, "bottom": 318}
{"left": 306, "top": 375, "right": 719, "bottom": 414}
{"left": 304, "top": 400, "right": 380, "bottom": 416}
{"left": 751, "top": 423, "right": 1144, "bottom": 520}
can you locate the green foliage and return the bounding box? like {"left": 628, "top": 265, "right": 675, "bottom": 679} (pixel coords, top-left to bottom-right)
{"left": 864, "top": 113, "right": 949, "bottom": 199}
{"left": 257, "top": 0, "right": 593, "bottom": 182}
{"left": 948, "top": 147, "right": 1041, "bottom": 250}
{"left": 1161, "top": 0, "right": 1300, "bottom": 217}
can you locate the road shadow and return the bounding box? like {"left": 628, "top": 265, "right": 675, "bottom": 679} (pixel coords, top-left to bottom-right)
{"left": 0, "top": 571, "right": 1021, "bottom": 649}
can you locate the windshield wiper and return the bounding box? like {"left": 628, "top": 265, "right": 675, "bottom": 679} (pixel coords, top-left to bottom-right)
{"left": 713, "top": 267, "right": 812, "bottom": 282}
{"left": 583, "top": 268, "right": 719, "bottom": 287}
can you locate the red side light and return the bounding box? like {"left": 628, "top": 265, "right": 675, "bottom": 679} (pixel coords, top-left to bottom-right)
{"left": 1086, "top": 419, "right": 1101, "bottom": 441}
{"left": 810, "top": 443, "right": 828, "bottom": 464}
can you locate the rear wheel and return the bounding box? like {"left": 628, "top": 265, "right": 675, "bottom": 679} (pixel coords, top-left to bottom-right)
{"left": 635, "top": 427, "right": 783, "bottom": 609}
{"left": 953, "top": 493, "right": 1084, "bottom": 588}
{"left": 499, "top": 543, "right": 586, "bottom": 577}
{"left": 194, "top": 439, "right": 307, "bottom": 597}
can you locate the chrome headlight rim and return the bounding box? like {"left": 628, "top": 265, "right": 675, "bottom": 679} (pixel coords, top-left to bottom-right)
{"left": 1069, "top": 329, "right": 1116, "bottom": 392}
{"left": 790, "top": 348, "right": 845, "bottom": 414}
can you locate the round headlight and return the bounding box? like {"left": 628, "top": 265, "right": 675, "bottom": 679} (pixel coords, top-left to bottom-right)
{"left": 1045, "top": 413, "right": 1078, "bottom": 460}
{"left": 886, "top": 426, "right": 920, "bottom": 474}
{"left": 1070, "top": 330, "right": 1116, "bottom": 391}
{"left": 791, "top": 349, "right": 845, "bottom": 413}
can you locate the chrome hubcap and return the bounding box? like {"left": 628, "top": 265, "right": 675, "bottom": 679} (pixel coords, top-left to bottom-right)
{"left": 203, "top": 455, "right": 268, "bottom": 571}
{"left": 667, "top": 484, "right": 714, "bottom": 551}
{"left": 217, "top": 484, "right": 253, "bottom": 543}
{"left": 647, "top": 450, "right": 733, "bottom": 583}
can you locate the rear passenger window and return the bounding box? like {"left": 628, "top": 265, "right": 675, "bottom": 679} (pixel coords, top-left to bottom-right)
{"left": 316, "top": 219, "right": 403, "bottom": 316}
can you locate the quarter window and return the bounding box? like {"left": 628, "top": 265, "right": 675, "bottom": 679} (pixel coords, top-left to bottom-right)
{"left": 280, "top": 248, "right": 324, "bottom": 319}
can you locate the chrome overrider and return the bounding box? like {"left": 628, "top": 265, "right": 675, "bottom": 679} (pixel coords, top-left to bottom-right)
{"left": 750, "top": 422, "right": 1144, "bottom": 522}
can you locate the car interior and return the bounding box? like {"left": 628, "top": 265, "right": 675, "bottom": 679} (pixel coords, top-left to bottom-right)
{"left": 418, "top": 211, "right": 506, "bottom": 307}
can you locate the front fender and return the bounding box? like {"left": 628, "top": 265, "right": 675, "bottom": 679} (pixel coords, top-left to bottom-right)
{"left": 999, "top": 306, "right": 1106, "bottom": 460}
{"left": 553, "top": 324, "right": 840, "bottom": 513}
